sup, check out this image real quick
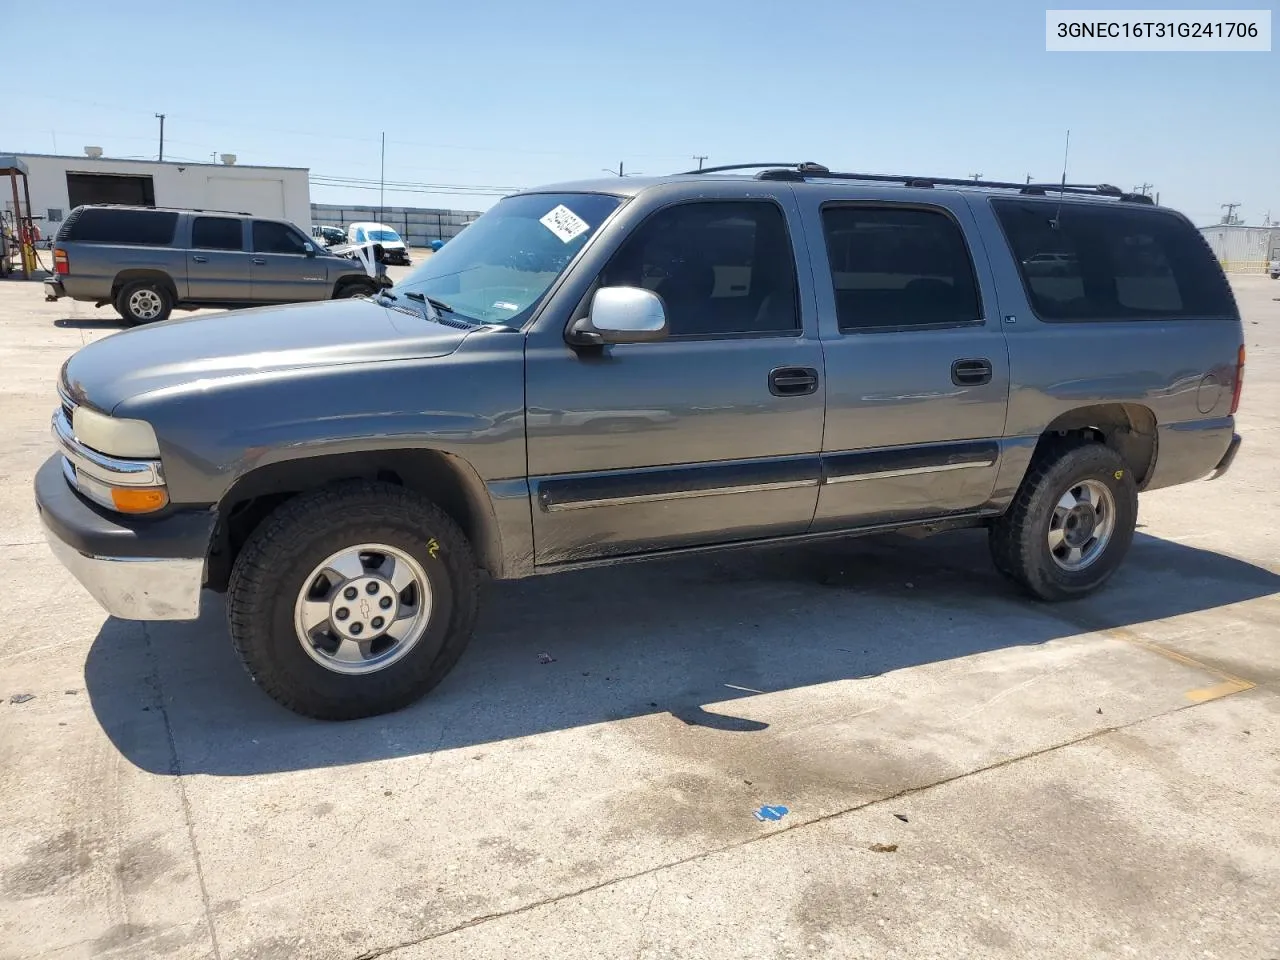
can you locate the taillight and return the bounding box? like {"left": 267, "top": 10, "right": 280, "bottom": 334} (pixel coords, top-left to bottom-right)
{"left": 1230, "top": 344, "right": 1245, "bottom": 415}
{"left": 53, "top": 248, "right": 69, "bottom": 275}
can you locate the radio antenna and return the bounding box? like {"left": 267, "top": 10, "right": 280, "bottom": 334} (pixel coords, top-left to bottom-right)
{"left": 1051, "top": 129, "right": 1070, "bottom": 230}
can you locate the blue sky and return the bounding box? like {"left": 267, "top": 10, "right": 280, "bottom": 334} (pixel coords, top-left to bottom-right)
{"left": 8, "top": 0, "right": 1277, "bottom": 225}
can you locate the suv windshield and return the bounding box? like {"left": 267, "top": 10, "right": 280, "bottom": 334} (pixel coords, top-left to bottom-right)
{"left": 368, "top": 229, "right": 402, "bottom": 242}
{"left": 393, "top": 192, "right": 622, "bottom": 326}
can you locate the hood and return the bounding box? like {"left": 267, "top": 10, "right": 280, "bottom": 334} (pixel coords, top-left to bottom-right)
{"left": 63, "top": 297, "right": 472, "bottom": 413}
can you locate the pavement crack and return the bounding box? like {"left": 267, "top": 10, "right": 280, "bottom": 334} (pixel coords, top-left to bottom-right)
{"left": 631, "top": 886, "right": 660, "bottom": 960}
{"left": 142, "top": 622, "right": 224, "bottom": 960}
{"left": 339, "top": 693, "right": 1250, "bottom": 960}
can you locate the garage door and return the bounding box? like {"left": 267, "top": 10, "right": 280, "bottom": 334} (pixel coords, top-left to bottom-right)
{"left": 66, "top": 173, "right": 156, "bottom": 208}
{"left": 205, "top": 177, "right": 285, "bottom": 219}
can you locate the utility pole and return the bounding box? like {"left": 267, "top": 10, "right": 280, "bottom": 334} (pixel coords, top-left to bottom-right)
{"left": 154, "top": 113, "right": 165, "bottom": 161}
{"left": 379, "top": 132, "right": 386, "bottom": 224}
{"left": 692, "top": 154, "right": 708, "bottom": 170}
{"left": 1026, "top": 173, "right": 1033, "bottom": 184}
{"left": 602, "top": 163, "right": 625, "bottom": 177}
{"left": 969, "top": 172, "right": 983, "bottom": 181}
{"left": 1134, "top": 182, "right": 1153, "bottom": 196}
{"left": 1220, "top": 202, "right": 1241, "bottom": 225}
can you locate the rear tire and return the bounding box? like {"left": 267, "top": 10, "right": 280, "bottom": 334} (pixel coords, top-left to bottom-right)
{"left": 115, "top": 280, "right": 173, "bottom": 324}
{"left": 989, "top": 442, "right": 1137, "bottom": 601}
{"left": 226, "top": 481, "right": 480, "bottom": 720}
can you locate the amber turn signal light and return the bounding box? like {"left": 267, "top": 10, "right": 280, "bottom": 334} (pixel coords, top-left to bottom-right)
{"left": 110, "top": 487, "right": 169, "bottom": 514}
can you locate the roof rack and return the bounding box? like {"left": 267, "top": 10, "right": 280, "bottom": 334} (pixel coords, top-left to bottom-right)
{"left": 680, "top": 161, "right": 827, "bottom": 176}
{"left": 79, "top": 203, "right": 255, "bottom": 215}
{"left": 682, "top": 162, "right": 1154, "bottom": 205}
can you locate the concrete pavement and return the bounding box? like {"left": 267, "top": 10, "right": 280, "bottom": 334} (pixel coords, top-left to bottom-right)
{"left": 1, "top": 274, "right": 1277, "bottom": 960}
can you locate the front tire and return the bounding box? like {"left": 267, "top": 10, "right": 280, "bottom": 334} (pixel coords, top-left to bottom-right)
{"left": 334, "top": 280, "right": 375, "bottom": 299}
{"left": 227, "top": 481, "right": 480, "bottom": 720}
{"left": 989, "top": 442, "right": 1137, "bottom": 601}
{"left": 115, "top": 280, "right": 173, "bottom": 324}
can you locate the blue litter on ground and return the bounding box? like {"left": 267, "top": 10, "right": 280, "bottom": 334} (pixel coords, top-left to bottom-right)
{"left": 754, "top": 805, "right": 789, "bottom": 822}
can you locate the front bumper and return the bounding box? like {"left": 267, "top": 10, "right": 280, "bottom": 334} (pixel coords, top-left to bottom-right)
{"left": 44, "top": 279, "right": 65, "bottom": 300}
{"left": 34, "top": 455, "right": 213, "bottom": 620}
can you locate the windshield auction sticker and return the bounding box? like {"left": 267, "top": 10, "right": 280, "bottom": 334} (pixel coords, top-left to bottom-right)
{"left": 539, "top": 205, "right": 591, "bottom": 243}
{"left": 1047, "top": 9, "right": 1271, "bottom": 50}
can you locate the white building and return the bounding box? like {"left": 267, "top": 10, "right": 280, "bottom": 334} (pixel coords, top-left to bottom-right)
{"left": 2, "top": 151, "right": 312, "bottom": 234}
{"left": 1198, "top": 223, "right": 1280, "bottom": 274}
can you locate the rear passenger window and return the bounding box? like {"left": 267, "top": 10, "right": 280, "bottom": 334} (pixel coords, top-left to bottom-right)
{"left": 820, "top": 206, "right": 982, "bottom": 332}
{"left": 993, "top": 199, "right": 1236, "bottom": 321}
{"left": 64, "top": 209, "right": 178, "bottom": 246}
{"left": 192, "top": 217, "right": 243, "bottom": 251}
{"left": 600, "top": 201, "right": 799, "bottom": 337}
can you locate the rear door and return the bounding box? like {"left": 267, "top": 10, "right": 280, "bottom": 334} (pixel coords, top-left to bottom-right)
{"left": 798, "top": 192, "right": 1011, "bottom": 529}
{"left": 250, "top": 220, "right": 330, "bottom": 302}
{"left": 187, "top": 216, "right": 251, "bottom": 302}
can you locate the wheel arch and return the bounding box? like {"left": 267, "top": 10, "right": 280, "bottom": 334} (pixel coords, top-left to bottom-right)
{"left": 1037, "top": 402, "right": 1158, "bottom": 488}
{"left": 112, "top": 269, "right": 179, "bottom": 302}
{"left": 332, "top": 273, "right": 376, "bottom": 298}
{"left": 206, "top": 448, "right": 505, "bottom": 591}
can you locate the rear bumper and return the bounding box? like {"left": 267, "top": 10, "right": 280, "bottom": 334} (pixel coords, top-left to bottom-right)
{"left": 1144, "top": 417, "right": 1238, "bottom": 491}
{"left": 1207, "top": 433, "right": 1242, "bottom": 481}
{"left": 34, "top": 455, "right": 213, "bottom": 620}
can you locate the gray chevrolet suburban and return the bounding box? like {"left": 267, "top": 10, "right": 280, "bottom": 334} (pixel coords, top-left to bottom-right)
{"left": 35, "top": 163, "right": 1245, "bottom": 720}
{"left": 45, "top": 205, "right": 380, "bottom": 324}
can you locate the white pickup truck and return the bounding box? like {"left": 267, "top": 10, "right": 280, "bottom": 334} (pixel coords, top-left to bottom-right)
{"left": 1270, "top": 243, "right": 1279, "bottom": 279}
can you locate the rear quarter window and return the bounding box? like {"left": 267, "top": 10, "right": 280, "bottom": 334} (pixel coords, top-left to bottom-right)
{"left": 62, "top": 208, "right": 179, "bottom": 246}
{"left": 992, "top": 199, "right": 1236, "bottom": 321}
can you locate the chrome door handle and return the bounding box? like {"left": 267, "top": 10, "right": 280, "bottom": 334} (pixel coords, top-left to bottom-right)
{"left": 251, "top": 257, "right": 267, "bottom": 265}
{"left": 191, "top": 255, "right": 208, "bottom": 263}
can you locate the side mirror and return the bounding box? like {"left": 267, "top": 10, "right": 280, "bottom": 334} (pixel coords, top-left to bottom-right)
{"left": 567, "top": 286, "right": 668, "bottom": 346}
{"left": 303, "top": 242, "right": 316, "bottom": 257}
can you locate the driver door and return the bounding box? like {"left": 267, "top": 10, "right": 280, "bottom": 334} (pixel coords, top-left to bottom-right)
{"left": 249, "top": 220, "right": 330, "bottom": 302}
{"left": 524, "top": 195, "right": 826, "bottom": 565}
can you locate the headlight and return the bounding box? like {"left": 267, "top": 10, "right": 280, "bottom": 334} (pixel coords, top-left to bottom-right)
{"left": 72, "top": 405, "right": 161, "bottom": 458}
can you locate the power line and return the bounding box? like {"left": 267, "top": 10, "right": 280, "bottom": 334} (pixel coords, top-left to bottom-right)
{"left": 311, "top": 173, "right": 519, "bottom": 191}
{"left": 310, "top": 175, "right": 517, "bottom": 198}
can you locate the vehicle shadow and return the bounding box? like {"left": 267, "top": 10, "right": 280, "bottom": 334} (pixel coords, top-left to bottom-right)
{"left": 53, "top": 317, "right": 127, "bottom": 330}
{"left": 84, "top": 529, "right": 1280, "bottom": 776}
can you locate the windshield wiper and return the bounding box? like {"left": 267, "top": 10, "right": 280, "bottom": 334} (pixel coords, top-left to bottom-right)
{"left": 403, "top": 291, "right": 455, "bottom": 319}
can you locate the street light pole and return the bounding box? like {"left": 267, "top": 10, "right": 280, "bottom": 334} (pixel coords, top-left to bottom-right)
{"left": 155, "top": 113, "right": 165, "bottom": 161}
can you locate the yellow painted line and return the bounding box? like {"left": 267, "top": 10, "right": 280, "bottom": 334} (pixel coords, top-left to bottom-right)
{"left": 1099, "top": 625, "right": 1257, "bottom": 703}
{"left": 1184, "top": 678, "right": 1256, "bottom": 703}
